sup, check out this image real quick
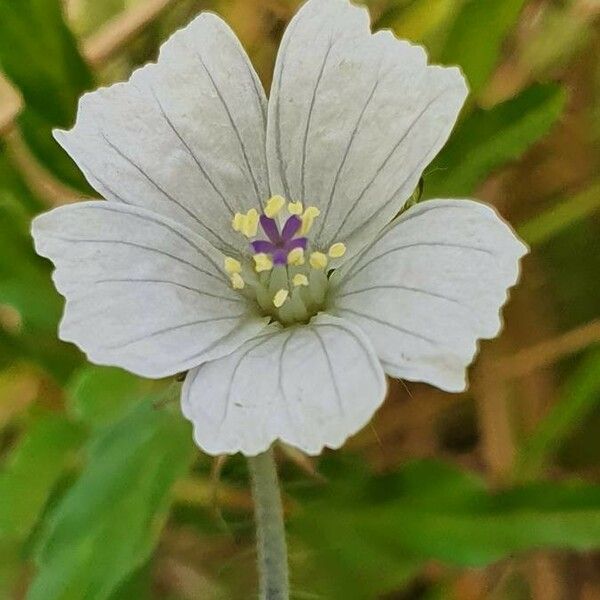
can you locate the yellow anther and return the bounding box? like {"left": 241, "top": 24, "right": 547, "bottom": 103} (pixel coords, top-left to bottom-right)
{"left": 232, "top": 212, "right": 245, "bottom": 232}
{"left": 253, "top": 253, "right": 273, "bottom": 273}
{"left": 328, "top": 242, "right": 347, "bottom": 259}
{"left": 300, "top": 206, "right": 321, "bottom": 235}
{"left": 273, "top": 288, "right": 289, "bottom": 308}
{"left": 309, "top": 251, "right": 328, "bottom": 270}
{"left": 242, "top": 208, "right": 259, "bottom": 238}
{"left": 230, "top": 273, "right": 245, "bottom": 290}
{"left": 288, "top": 201, "right": 303, "bottom": 215}
{"left": 224, "top": 257, "right": 242, "bottom": 274}
{"left": 265, "top": 195, "right": 286, "bottom": 218}
{"left": 292, "top": 274, "right": 309, "bottom": 287}
{"left": 287, "top": 247, "right": 305, "bottom": 266}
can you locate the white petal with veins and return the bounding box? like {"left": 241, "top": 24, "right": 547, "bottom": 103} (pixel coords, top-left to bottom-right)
{"left": 330, "top": 200, "right": 528, "bottom": 392}
{"left": 181, "top": 313, "right": 387, "bottom": 456}
{"left": 266, "top": 0, "right": 468, "bottom": 259}
{"left": 55, "top": 13, "right": 269, "bottom": 255}
{"left": 32, "top": 202, "right": 269, "bottom": 378}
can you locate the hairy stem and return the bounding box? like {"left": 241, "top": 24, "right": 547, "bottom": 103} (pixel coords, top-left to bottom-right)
{"left": 247, "top": 448, "right": 289, "bottom": 600}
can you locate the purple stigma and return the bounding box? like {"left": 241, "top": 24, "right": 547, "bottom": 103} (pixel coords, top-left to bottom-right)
{"left": 250, "top": 214, "right": 307, "bottom": 265}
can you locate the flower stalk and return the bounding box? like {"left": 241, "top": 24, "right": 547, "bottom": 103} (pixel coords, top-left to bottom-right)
{"left": 248, "top": 448, "right": 289, "bottom": 600}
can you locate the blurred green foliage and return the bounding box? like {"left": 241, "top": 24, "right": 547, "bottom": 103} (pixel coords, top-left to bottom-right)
{"left": 28, "top": 400, "right": 193, "bottom": 600}
{"left": 0, "top": 0, "right": 94, "bottom": 189}
{"left": 439, "top": 0, "right": 526, "bottom": 95}
{"left": 295, "top": 458, "right": 600, "bottom": 598}
{"left": 424, "top": 83, "right": 566, "bottom": 199}
{"left": 0, "top": 0, "right": 598, "bottom": 598}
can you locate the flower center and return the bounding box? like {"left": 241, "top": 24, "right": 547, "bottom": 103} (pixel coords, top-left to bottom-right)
{"left": 223, "top": 196, "right": 347, "bottom": 325}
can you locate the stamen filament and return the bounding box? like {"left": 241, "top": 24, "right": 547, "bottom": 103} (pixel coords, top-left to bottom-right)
{"left": 232, "top": 213, "right": 244, "bottom": 232}
{"left": 328, "top": 242, "right": 347, "bottom": 259}
{"left": 287, "top": 247, "right": 305, "bottom": 266}
{"left": 308, "top": 269, "right": 328, "bottom": 305}
{"left": 243, "top": 209, "right": 259, "bottom": 238}
{"left": 288, "top": 201, "right": 303, "bottom": 215}
{"left": 228, "top": 195, "right": 332, "bottom": 325}
{"left": 230, "top": 272, "right": 245, "bottom": 290}
{"left": 273, "top": 289, "right": 289, "bottom": 308}
{"left": 254, "top": 253, "right": 274, "bottom": 273}
{"left": 265, "top": 195, "right": 286, "bottom": 218}
{"left": 292, "top": 273, "right": 309, "bottom": 287}
{"left": 300, "top": 206, "right": 320, "bottom": 235}
{"left": 309, "top": 252, "right": 328, "bottom": 270}
{"left": 224, "top": 257, "right": 242, "bottom": 274}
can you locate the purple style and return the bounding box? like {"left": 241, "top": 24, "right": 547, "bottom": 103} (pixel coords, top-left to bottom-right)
{"left": 251, "top": 215, "right": 308, "bottom": 265}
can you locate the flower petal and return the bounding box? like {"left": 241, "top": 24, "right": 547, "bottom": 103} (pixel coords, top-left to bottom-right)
{"left": 32, "top": 202, "right": 268, "bottom": 378}
{"left": 267, "top": 0, "right": 467, "bottom": 258}
{"left": 181, "top": 313, "right": 387, "bottom": 456}
{"left": 55, "top": 13, "right": 269, "bottom": 255}
{"left": 329, "top": 200, "right": 528, "bottom": 392}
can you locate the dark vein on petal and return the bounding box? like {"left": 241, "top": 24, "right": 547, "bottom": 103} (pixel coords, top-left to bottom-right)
{"left": 106, "top": 314, "right": 246, "bottom": 349}
{"left": 100, "top": 131, "right": 212, "bottom": 231}
{"left": 300, "top": 36, "right": 335, "bottom": 201}
{"left": 271, "top": 15, "right": 301, "bottom": 199}
{"left": 337, "top": 308, "right": 438, "bottom": 345}
{"left": 336, "top": 284, "right": 463, "bottom": 306}
{"left": 343, "top": 242, "right": 494, "bottom": 287}
{"left": 318, "top": 322, "right": 382, "bottom": 382}
{"left": 79, "top": 204, "right": 227, "bottom": 277}
{"left": 341, "top": 130, "right": 447, "bottom": 242}
{"left": 337, "top": 202, "right": 483, "bottom": 284}
{"left": 90, "top": 278, "right": 243, "bottom": 303}
{"left": 51, "top": 237, "right": 224, "bottom": 284}
{"left": 220, "top": 333, "right": 279, "bottom": 429}
{"left": 277, "top": 331, "right": 296, "bottom": 437}
{"left": 244, "top": 58, "right": 267, "bottom": 127}
{"left": 311, "top": 327, "right": 344, "bottom": 416}
{"left": 329, "top": 88, "right": 450, "bottom": 242}
{"left": 195, "top": 53, "right": 262, "bottom": 204}
{"left": 316, "top": 77, "right": 381, "bottom": 245}
{"left": 144, "top": 84, "right": 236, "bottom": 216}
{"left": 398, "top": 202, "right": 482, "bottom": 228}
{"left": 179, "top": 321, "right": 264, "bottom": 366}
{"left": 78, "top": 160, "right": 131, "bottom": 205}
{"left": 214, "top": 23, "right": 267, "bottom": 129}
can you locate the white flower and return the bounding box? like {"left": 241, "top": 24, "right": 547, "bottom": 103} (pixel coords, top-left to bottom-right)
{"left": 32, "top": 0, "right": 527, "bottom": 456}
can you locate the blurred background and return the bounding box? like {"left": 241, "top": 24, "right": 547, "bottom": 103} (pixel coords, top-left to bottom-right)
{"left": 0, "top": 0, "right": 599, "bottom": 598}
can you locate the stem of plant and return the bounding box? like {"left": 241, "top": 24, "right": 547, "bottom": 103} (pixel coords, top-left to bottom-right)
{"left": 247, "top": 447, "right": 289, "bottom": 600}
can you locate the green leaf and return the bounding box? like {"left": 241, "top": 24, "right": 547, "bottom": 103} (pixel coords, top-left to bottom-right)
{"left": 0, "top": 0, "right": 93, "bottom": 127}
{"left": 0, "top": 144, "right": 44, "bottom": 215}
{"left": 28, "top": 401, "right": 193, "bottom": 600}
{"left": 518, "top": 179, "right": 600, "bottom": 246}
{"left": 0, "top": 415, "right": 83, "bottom": 542}
{"left": 0, "top": 0, "right": 94, "bottom": 191}
{"left": 440, "top": 0, "right": 526, "bottom": 94}
{"left": 424, "top": 84, "right": 566, "bottom": 199}
{"left": 514, "top": 350, "right": 600, "bottom": 480}
{"left": 66, "top": 366, "right": 152, "bottom": 428}
{"left": 0, "top": 275, "right": 63, "bottom": 334}
{"left": 294, "top": 459, "right": 600, "bottom": 598}
{"left": 0, "top": 173, "right": 44, "bottom": 283}
{"left": 376, "top": 0, "right": 457, "bottom": 44}
{"left": 0, "top": 540, "right": 21, "bottom": 598}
